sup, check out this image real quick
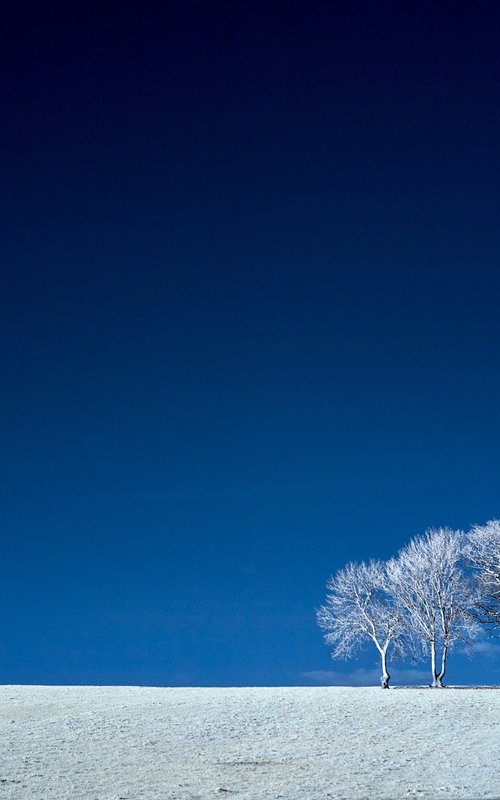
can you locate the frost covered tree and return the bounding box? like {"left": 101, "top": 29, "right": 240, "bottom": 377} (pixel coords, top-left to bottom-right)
{"left": 317, "top": 560, "right": 404, "bottom": 688}
{"left": 466, "top": 519, "right": 500, "bottom": 628}
{"left": 388, "top": 528, "right": 477, "bottom": 687}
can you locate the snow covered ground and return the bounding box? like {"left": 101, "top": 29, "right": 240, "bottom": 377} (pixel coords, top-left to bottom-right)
{"left": 1, "top": 685, "right": 499, "bottom": 800}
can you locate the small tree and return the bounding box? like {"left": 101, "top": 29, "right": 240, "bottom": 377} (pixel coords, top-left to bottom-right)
{"left": 317, "top": 559, "right": 403, "bottom": 688}
{"left": 466, "top": 519, "right": 500, "bottom": 629}
{"left": 388, "top": 527, "right": 477, "bottom": 687}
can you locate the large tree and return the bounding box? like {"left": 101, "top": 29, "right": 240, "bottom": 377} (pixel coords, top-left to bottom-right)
{"left": 466, "top": 519, "right": 500, "bottom": 629}
{"left": 388, "top": 527, "right": 477, "bottom": 687}
{"left": 317, "top": 559, "right": 404, "bottom": 688}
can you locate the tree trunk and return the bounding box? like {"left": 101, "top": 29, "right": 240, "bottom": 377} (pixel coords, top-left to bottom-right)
{"left": 430, "top": 640, "right": 445, "bottom": 687}
{"left": 430, "top": 640, "right": 439, "bottom": 687}
{"left": 380, "top": 648, "right": 390, "bottom": 689}
{"left": 435, "top": 642, "right": 448, "bottom": 688}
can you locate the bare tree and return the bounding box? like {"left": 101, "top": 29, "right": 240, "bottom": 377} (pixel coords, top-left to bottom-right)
{"left": 317, "top": 560, "right": 404, "bottom": 688}
{"left": 466, "top": 519, "right": 500, "bottom": 629}
{"left": 388, "top": 528, "right": 477, "bottom": 687}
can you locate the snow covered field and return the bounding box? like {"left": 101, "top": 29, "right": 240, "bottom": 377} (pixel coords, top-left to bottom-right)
{"left": 1, "top": 685, "right": 499, "bottom": 800}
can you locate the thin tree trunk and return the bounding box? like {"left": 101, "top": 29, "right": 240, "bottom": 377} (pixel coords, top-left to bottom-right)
{"left": 430, "top": 640, "right": 439, "bottom": 687}
{"left": 436, "top": 642, "right": 448, "bottom": 688}
{"left": 380, "top": 647, "right": 390, "bottom": 689}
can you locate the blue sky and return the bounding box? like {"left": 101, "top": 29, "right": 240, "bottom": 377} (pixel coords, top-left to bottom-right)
{"left": 2, "top": 1, "right": 500, "bottom": 686}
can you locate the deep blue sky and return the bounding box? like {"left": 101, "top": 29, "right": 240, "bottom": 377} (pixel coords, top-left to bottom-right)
{"left": 2, "top": 2, "right": 500, "bottom": 686}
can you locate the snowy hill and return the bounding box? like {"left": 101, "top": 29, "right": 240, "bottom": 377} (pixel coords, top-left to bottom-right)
{"left": 1, "top": 685, "right": 499, "bottom": 799}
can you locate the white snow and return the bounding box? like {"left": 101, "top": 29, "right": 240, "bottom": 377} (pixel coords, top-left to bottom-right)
{"left": 1, "top": 685, "right": 499, "bottom": 799}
